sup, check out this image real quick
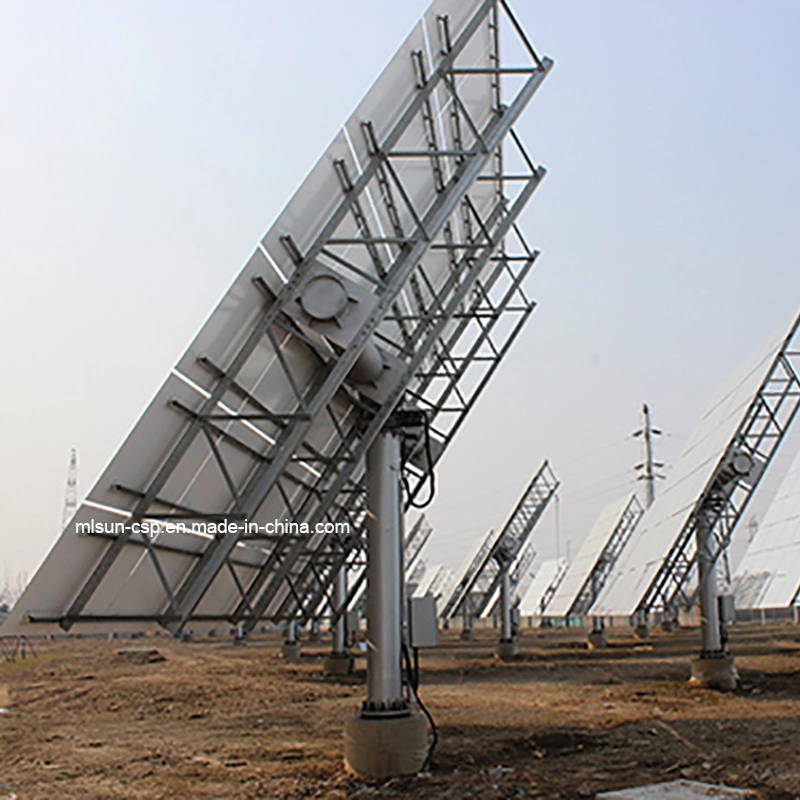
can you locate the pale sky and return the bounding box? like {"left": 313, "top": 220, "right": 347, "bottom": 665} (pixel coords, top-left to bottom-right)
{"left": 2, "top": 1, "right": 800, "bottom": 591}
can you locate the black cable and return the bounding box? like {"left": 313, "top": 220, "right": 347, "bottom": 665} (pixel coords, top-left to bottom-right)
{"left": 402, "top": 641, "right": 438, "bottom": 771}
{"left": 404, "top": 415, "right": 436, "bottom": 509}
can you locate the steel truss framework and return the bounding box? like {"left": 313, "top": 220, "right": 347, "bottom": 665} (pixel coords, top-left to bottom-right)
{"left": 406, "top": 561, "right": 429, "bottom": 597}
{"left": 298, "top": 220, "right": 540, "bottom": 629}
{"left": 440, "top": 460, "right": 559, "bottom": 620}
{"left": 538, "top": 560, "right": 568, "bottom": 615}
{"left": 21, "top": 0, "right": 552, "bottom": 636}
{"left": 235, "top": 7, "right": 548, "bottom": 633}
{"left": 637, "top": 316, "right": 800, "bottom": 617}
{"left": 404, "top": 516, "right": 433, "bottom": 575}
{"left": 425, "top": 565, "right": 453, "bottom": 602}
{"left": 566, "top": 495, "right": 644, "bottom": 617}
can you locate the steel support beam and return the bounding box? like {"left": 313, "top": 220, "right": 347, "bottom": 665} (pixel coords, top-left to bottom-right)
{"left": 363, "top": 429, "right": 407, "bottom": 716}
{"left": 333, "top": 567, "right": 348, "bottom": 655}
{"left": 499, "top": 563, "right": 513, "bottom": 642}
{"left": 696, "top": 511, "right": 723, "bottom": 656}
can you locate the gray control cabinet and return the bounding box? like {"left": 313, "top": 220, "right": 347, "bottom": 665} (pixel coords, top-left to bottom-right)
{"left": 408, "top": 596, "right": 438, "bottom": 648}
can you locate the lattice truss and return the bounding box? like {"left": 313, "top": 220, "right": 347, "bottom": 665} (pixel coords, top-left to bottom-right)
{"left": 441, "top": 460, "right": 559, "bottom": 620}
{"left": 21, "top": 0, "right": 552, "bottom": 635}
{"left": 426, "top": 565, "right": 454, "bottom": 602}
{"left": 538, "top": 560, "right": 569, "bottom": 615}
{"left": 568, "top": 495, "right": 644, "bottom": 617}
{"left": 638, "top": 317, "right": 800, "bottom": 616}
{"left": 403, "top": 515, "right": 434, "bottom": 576}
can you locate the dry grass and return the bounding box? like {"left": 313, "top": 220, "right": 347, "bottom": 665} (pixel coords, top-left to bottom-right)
{"left": 2, "top": 623, "right": 799, "bottom": 798}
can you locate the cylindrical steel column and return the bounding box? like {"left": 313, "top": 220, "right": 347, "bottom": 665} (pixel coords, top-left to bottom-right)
{"left": 462, "top": 601, "right": 472, "bottom": 633}
{"left": 587, "top": 614, "right": 607, "bottom": 648}
{"left": 333, "top": 566, "right": 348, "bottom": 655}
{"left": 500, "top": 564, "right": 513, "bottom": 641}
{"left": 364, "top": 429, "right": 406, "bottom": 715}
{"left": 285, "top": 618, "right": 298, "bottom": 644}
{"left": 696, "top": 511, "right": 723, "bottom": 655}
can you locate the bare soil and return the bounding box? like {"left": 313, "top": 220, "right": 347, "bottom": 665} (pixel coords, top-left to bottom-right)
{"left": 2, "top": 623, "right": 799, "bottom": 799}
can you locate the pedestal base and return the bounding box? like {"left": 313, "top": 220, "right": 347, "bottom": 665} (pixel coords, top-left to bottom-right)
{"left": 281, "top": 642, "right": 302, "bottom": 662}
{"left": 689, "top": 653, "right": 738, "bottom": 692}
{"left": 323, "top": 652, "right": 354, "bottom": 676}
{"left": 495, "top": 639, "right": 519, "bottom": 660}
{"left": 459, "top": 629, "right": 474, "bottom": 642}
{"left": 587, "top": 630, "right": 608, "bottom": 649}
{"left": 344, "top": 712, "right": 428, "bottom": 780}
{"left": 661, "top": 619, "right": 675, "bottom": 633}
{"left": 634, "top": 624, "right": 650, "bottom": 640}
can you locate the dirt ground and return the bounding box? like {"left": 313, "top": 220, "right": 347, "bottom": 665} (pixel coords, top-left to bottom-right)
{"left": 2, "top": 622, "right": 799, "bottom": 799}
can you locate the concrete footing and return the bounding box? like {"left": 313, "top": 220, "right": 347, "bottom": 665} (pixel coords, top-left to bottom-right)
{"left": 459, "top": 629, "right": 474, "bottom": 642}
{"left": 344, "top": 712, "right": 428, "bottom": 779}
{"left": 689, "top": 653, "right": 738, "bottom": 692}
{"left": 597, "top": 779, "right": 757, "bottom": 798}
{"left": 323, "top": 652, "right": 354, "bottom": 676}
{"left": 587, "top": 630, "right": 608, "bottom": 649}
{"left": 661, "top": 619, "right": 675, "bottom": 633}
{"left": 634, "top": 624, "right": 650, "bottom": 640}
{"left": 280, "top": 642, "right": 302, "bottom": 662}
{"left": 495, "top": 639, "right": 519, "bottom": 660}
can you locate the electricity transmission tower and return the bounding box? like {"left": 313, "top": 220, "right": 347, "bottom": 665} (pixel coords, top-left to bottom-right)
{"left": 633, "top": 404, "right": 663, "bottom": 508}
{"left": 62, "top": 447, "right": 78, "bottom": 531}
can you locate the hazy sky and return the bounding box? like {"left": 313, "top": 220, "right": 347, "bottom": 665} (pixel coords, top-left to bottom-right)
{"left": 2, "top": 0, "right": 800, "bottom": 590}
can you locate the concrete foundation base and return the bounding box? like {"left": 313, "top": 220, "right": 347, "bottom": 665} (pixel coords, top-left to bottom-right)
{"left": 661, "top": 619, "right": 675, "bottom": 633}
{"left": 459, "top": 629, "right": 474, "bottom": 642}
{"left": 495, "top": 639, "right": 519, "bottom": 660}
{"left": 587, "top": 630, "right": 608, "bottom": 649}
{"left": 323, "top": 652, "right": 354, "bottom": 676}
{"left": 344, "top": 712, "right": 428, "bottom": 779}
{"left": 634, "top": 624, "right": 650, "bottom": 640}
{"left": 597, "top": 778, "right": 757, "bottom": 798}
{"left": 280, "top": 642, "right": 302, "bottom": 662}
{"left": 689, "top": 653, "right": 738, "bottom": 692}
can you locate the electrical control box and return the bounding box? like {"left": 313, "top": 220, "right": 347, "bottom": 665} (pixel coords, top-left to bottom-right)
{"left": 346, "top": 610, "right": 360, "bottom": 636}
{"left": 408, "top": 596, "right": 439, "bottom": 648}
{"left": 718, "top": 593, "right": 736, "bottom": 624}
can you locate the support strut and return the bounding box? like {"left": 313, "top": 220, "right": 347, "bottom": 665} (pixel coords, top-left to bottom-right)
{"left": 344, "top": 425, "right": 426, "bottom": 779}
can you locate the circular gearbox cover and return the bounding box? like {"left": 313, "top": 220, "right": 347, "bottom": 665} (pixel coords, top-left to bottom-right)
{"left": 299, "top": 274, "right": 349, "bottom": 321}
{"left": 282, "top": 264, "right": 403, "bottom": 404}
